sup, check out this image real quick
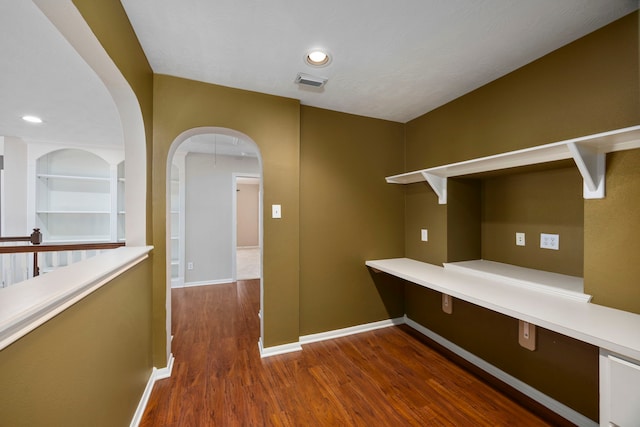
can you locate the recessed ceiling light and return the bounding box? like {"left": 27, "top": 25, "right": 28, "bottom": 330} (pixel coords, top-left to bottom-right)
{"left": 22, "top": 115, "right": 43, "bottom": 124}
{"left": 306, "top": 49, "right": 331, "bottom": 67}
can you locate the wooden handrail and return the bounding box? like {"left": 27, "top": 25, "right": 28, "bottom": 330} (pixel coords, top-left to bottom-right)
{"left": 0, "top": 228, "right": 42, "bottom": 245}
{"left": 0, "top": 242, "right": 125, "bottom": 254}
{"left": 0, "top": 240, "right": 125, "bottom": 278}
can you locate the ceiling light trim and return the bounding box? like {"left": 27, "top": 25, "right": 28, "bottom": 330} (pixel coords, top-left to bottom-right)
{"left": 305, "top": 48, "right": 331, "bottom": 67}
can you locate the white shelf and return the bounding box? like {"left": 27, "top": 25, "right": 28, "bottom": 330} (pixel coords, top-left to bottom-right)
{"left": 37, "top": 174, "right": 110, "bottom": 182}
{"left": 386, "top": 125, "right": 640, "bottom": 204}
{"left": 366, "top": 258, "right": 640, "bottom": 361}
{"left": 443, "top": 260, "right": 589, "bottom": 302}
{"left": 44, "top": 236, "right": 111, "bottom": 244}
{"left": 37, "top": 210, "right": 111, "bottom": 214}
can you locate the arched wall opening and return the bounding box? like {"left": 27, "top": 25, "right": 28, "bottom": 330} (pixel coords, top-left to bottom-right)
{"left": 34, "top": 0, "right": 147, "bottom": 247}
{"left": 167, "top": 127, "right": 264, "bottom": 348}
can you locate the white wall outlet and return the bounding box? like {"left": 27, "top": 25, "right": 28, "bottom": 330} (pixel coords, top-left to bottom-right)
{"left": 187, "top": 262, "right": 194, "bottom": 270}
{"left": 272, "top": 204, "right": 281, "bottom": 219}
{"left": 540, "top": 233, "right": 559, "bottom": 250}
{"left": 515, "top": 232, "right": 525, "bottom": 246}
{"left": 421, "top": 229, "right": 428, "bottom": 242}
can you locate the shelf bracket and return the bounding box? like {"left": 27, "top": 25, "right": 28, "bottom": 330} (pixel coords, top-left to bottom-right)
{"left": 421, "top": 172, "right": 447, "bottom": 204}
{"left": 567, "top": 142, "right": 605, "bottom": 199}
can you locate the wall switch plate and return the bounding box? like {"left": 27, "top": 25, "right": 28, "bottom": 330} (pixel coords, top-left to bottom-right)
{"left": 516, "top": 232, "right": 525, "bottom": 246}
{"left": 442, "top": 293, "right": 453, "bottom": 314}
{"left": 518, "top": 320, "right": 536, "bottom": 351}
{"left": 187, "top": 262, "right": 194, "bottom": 270}
{"left": 272, "top": 204, "right": 281, "bottom": 219}
{"left": 540, "top": 233, "right": 559, "bottom": 250}
{"left": 421, "top": 229, "right": 428, "bottom": 242}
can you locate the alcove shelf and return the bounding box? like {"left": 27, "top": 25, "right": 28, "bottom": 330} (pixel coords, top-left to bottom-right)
{"left": 386, "top": 125, "right": 640, "bottom": 204}
{"left": 443, "top": 260, "right": 589, "bottom": 303}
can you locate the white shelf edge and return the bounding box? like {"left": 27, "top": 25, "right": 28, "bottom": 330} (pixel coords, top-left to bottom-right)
{"left": 37, "top": 173, "right": 111, "bottom": 182}
{"left": 386, "top": 125, "right": 640, "bottom": 203}
{"left": 36, "top": 210, "right": 111, "bottom": 214}
{"left": 43, "top": 238, "right": 112, "bottom": 244}
{"left": 442, "top": 260, "right": 591, "bottom": 303}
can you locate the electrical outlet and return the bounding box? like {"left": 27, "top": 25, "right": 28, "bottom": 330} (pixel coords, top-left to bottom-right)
{"left": 187, "top": 262, "right": 194, "bottom": 270}
{"left": 515, "top": 232, "right": 525, "bottom": 246}
{"left": 421, "top": 229, "right": 428, "bottom": 242}
{"left": 540, "top": 233, "right": 559, "bottom": 250}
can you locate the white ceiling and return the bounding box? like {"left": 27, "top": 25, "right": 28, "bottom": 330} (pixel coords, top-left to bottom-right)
{"left": 0, "top": 1, "right": 637, "bottom": 153}
{"left": 0, "top": 1, "right": 123, "bottom": 148}
{"left": 121, "top": 0, "right": 638, "bottom": 123}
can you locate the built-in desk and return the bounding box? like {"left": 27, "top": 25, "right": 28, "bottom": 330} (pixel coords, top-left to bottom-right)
{"left": 366, "top": 257, "right": 640, "bottom": 361}
{"left": 367, "top": 258, "right": 640, "bottom": 426}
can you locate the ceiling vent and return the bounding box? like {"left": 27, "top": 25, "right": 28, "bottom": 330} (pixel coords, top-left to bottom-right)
{"left": 295, "top": 72, "right": 327, "bottom": 88}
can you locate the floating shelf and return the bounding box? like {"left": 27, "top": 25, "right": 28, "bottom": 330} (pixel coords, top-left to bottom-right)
{"left": 37, "top": 174, "right": 110, "bottom": 182}
{"left": 386, "top": 125, "right": 640, "bottom": 204}
{"left": 442, "top": 260, "right": 589, "bottom": 303}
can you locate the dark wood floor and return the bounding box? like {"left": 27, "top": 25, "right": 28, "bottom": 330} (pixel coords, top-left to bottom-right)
{"left": 141, "top": 280, "right": 555, "bottom": 426}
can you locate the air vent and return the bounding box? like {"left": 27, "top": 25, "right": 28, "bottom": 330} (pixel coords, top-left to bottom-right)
{"left": 295, "top": 73, "right": 327, "bottom": 88}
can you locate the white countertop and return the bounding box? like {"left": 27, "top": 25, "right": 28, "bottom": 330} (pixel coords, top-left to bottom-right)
{"left": 366, "top": 257, "right": 640, "bottom": 361}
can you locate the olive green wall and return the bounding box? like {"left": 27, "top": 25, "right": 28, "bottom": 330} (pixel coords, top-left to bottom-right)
{"left": 585, "top": 149, "right": 640, "bottom": 314}
{"left": 153, "top": 75, "right": 300, "bottom": 347}
{"left": 403, "top": 12, "right": 639, "bottom": 422}
{"left": 299, "top": 106, "right": 405, "bottom": 335}
{"left": 482, "top": 166, "right": 584, "bottom": 277}
{"left": 0, "top": 259, "right": 153, "bottom": 427}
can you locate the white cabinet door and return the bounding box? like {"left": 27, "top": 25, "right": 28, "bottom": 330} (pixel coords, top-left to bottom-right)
{"left": 600, "top": 350, "right": 640, "bottom": 426}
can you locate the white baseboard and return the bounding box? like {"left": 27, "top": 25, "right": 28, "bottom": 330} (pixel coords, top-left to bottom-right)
{"left": 404, "top": 317, "right": 597, "bottom": 427}
{"left": 258, "top": 338, "right": 303, "bottom": 358}
{"left": 181, "top": 278, "right": 234, "bottom": 288}
{"left": 155, "top": 353, "right": 175, "bottom": 380}
{"left": 300, "top": 317, "right": 404, "bottom": 345}
{"left": 130, "top": 353, "right": 175, "bottom": 427}
{"left": 258, "top": 317, "right": 404, "bottom": 359}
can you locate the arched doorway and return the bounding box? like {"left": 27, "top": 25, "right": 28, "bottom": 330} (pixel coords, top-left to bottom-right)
{"left": 167, "top": 127, "right": 263, "bottom": 348}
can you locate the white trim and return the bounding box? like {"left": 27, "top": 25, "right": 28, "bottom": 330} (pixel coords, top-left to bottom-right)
{"left": 130, "top": 354, "right": 175, "bottom": 427}
{"left": 179, "top": 278, "right": 235, "bottom": 288}
{"left": 155, "top": 353, "right": 175, "bottom": 380}
{"left": 300, "top": 317, "right": 405, "bottom": 345}
{"left": 259, "top": 318, "right": 404, "bottom": 358}
{"left": 404, "top": 316, "right": 597, "bottom": 427}
{"left": 258, "top": 338, "right": 303, "bottom": 358}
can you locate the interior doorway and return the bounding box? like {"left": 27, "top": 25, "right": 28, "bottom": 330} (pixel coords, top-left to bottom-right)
{"left": 166, "top": 127, "right": 264, "bottom": 360}
{"left": 234, "top": 175, "right": 260, "bottom": 280}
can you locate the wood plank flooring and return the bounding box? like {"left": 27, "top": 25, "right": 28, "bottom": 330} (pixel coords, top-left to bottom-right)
{"left": 141, "top": 281, "right": 559, "bottom": 426}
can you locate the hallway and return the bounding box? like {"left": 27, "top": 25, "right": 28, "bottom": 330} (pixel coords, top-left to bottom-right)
{"left": 140, "top": 281, "right": 555, "bottom": 426}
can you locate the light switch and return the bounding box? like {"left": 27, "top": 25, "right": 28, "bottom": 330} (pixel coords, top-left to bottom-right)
{"left": 421, "top": 229, "right": 428, "bottom": 242}
{"left": 272, "top": 204, "right": 282, "bottom": 219}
